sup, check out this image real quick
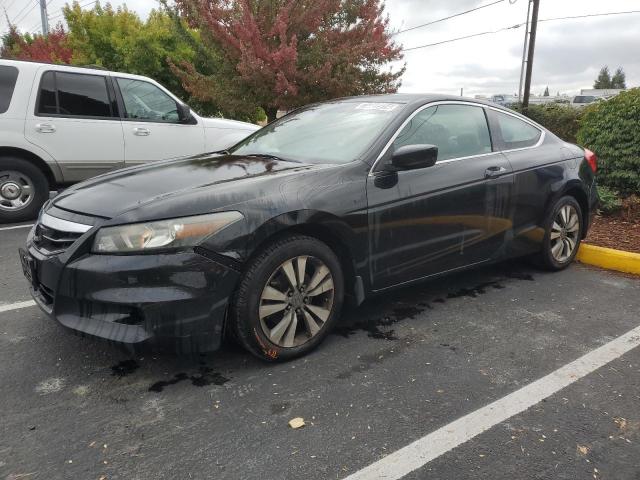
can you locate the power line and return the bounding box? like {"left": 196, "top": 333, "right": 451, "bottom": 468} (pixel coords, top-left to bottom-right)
{"left": 402, "top": 9, "right": 640, "bottom": 52}
{"left": 394, "top": 0, "right": 513, "bottom": 36}
{"left": 403, "top": 24, "right": 522, "bottom": 51}
{"left": 14, "top": 0, "right": 40, "bottom": 25}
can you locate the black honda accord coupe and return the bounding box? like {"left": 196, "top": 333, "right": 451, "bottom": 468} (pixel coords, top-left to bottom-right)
{"left": 20, "top": 94, "right": 598, "bottom": 361}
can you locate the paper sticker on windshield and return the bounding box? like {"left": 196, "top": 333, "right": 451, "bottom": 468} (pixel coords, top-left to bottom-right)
{"left": 355, "top": 103, "right": 399, "bottom": 112}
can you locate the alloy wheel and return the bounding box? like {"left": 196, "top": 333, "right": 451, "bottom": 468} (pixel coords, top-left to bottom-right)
{"left": 258, "top": 255, "right": 335, "bottom": 348}
{"left": 550, "top": 204, "right": 580, "bottom": 263}
{"left": 0, "top": 170, "right": 35, "bottom": 212}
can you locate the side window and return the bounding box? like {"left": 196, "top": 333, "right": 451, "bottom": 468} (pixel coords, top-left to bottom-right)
{"left": 116, "top": 78, "right": 179, "bottom": 123}
{"left": 0, "top": 66, "right": 19, "bottom": 114}
{"left": 37, "top": 71, "right": 113, "bottom": 117}
{"left": 492, "top": 111, "right": 541, "bottom": 150}
{"left": 393, "top": 104, "right": 492, "bottom": 161}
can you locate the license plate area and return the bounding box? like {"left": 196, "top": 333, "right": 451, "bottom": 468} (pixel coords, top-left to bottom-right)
{"left": 19, "top": 248, "right": 38, "bottom": 289}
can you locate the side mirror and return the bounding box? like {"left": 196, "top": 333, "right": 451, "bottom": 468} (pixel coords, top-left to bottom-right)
{"left": 391, "top": 144, "right": 438, "bottom": 171}
{"left": 177, "top": 102, "right": 194, "bottom": 123}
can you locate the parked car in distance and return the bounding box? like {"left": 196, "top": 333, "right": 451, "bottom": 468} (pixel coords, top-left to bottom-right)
{"left": 0, "top": 59, "right": 259, "bottom": 222}
{"left": 571, "top": 95, "right": 599, "bottom": 108}
{"left": 490, "top": 94, "right": 519, "bottom": 106}
{"left": 19, "top": 94, "right": 599, "bottom": 361}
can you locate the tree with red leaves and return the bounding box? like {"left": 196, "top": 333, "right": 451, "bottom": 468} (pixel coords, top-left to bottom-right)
{"left": 172, "top": 0, "right": 404, "bottom": 121}
{"left": 1, "top": 25, "right": 73, "bottom": 64}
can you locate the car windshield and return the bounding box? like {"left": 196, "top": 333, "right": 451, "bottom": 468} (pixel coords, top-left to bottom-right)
{"left": 574, "top": 96, "right": 596, "bottom": 104}
{"left": 230, "top": 101, "right": 404, "bottom": 164}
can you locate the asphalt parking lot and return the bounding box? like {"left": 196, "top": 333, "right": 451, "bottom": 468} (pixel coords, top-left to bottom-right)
{"left": 2, "top": 222, "right": 640, "bottom": 480}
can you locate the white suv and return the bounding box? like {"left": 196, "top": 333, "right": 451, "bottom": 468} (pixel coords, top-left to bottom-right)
{"left": 0, "top": 59, "right": 259, "bottom": 222}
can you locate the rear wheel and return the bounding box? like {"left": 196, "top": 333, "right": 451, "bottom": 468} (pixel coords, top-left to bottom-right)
{"left": 0, "top": 158, "right": 49, "bottom": 223}
{"left": 230, "top": 235, "right": 344, "bottom": 362}
{"left": 535, "top": 195, "right": 583, "bottom": 271}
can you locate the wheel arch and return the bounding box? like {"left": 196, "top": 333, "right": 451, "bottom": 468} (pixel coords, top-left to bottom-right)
{"left": 561, "top": 182, "right": 590, "bottom": 239}
{"left": 0, "top": 146, "right": 58, "bottom": 188}
{"left": 243, "top": 210, "right": 363, "bottom": 306}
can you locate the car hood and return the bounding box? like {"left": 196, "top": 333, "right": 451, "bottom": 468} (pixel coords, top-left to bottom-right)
{"left": 52, "top": 154, "right": 312, "bottom": 220}
{"left": 199, "top": 116, "right": 259, "bottom": 132}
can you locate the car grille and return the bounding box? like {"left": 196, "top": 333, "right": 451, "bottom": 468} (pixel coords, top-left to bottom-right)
{"left": 32, "top": 212, "right": 92, "bottom": 255}
{"left": 33, "top": 223, "right": 84, "bottom": 255}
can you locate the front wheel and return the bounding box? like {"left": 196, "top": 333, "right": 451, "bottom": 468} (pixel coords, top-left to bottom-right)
{"left": 536, "top": 195, "right": 583, "bottom": 271}
{"left": 0, "top": 158, "right": 49, "bottom": 223}
{"left": 229, "top": 235, "right": 344, "bottom": 362}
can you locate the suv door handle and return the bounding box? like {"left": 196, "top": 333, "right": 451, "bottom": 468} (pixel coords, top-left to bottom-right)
{"left": 35, "top": 123, "right": 56, "bottom": 133}
{"left": 133, "top": 127, "right": 151, "bottom": 136}
{"left": 485, "top": 166, "right": 508, "bottom": 179}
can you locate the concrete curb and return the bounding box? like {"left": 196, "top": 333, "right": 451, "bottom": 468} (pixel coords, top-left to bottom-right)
{"left": 576, "top": 243, "right": 640, "bottom": 275}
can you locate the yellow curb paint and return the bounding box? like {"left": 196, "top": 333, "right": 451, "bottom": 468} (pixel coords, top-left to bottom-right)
{"left": 577, "top": 243, "right": 640, "bottom": 275}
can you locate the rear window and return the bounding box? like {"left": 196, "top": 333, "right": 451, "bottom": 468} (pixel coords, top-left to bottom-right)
{"left": 492, "top": 110, "right": 542, "bottom": 150}
{"left": 0, "top": 65, "right": 19, "bottom": 114}
{"left": 37, "top": 71, "right": 114, "bottom": 118}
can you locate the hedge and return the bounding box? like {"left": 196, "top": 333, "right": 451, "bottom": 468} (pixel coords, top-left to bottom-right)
{"left": 577, "top": 88, "right": 640, "bottom": 194}
{"left": 514, "top": 103, "right": 582, "bottom": 143}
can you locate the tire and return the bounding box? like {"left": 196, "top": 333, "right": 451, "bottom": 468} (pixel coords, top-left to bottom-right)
{"left": 535, "top": 195, "right": 583, "bottom": 271}
{"left": 229, "top": 235, "right": 344, "bottom": 362}
{"left": 0, "top": 157, "right": 49, "bottom": 223}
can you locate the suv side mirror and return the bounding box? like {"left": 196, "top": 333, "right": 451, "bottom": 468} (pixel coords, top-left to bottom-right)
{"left": 177, "top": 102, "right": 194, "bottom": 123}
{"left": 391, "top": 144, "right": 438, "bottom": 171}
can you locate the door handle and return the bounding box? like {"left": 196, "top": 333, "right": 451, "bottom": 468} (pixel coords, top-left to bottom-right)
{"left": 484, "top": 166, "right": 508, "bottom": 179}
{"left": 133, "top": 127, "right": 151, "bottom": 136}
{"left": 35, "top": 123, "right": 56, "bottom": 133}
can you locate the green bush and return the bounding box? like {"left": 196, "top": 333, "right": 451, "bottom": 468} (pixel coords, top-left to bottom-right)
{"left": 514, "top": 103, "right": 582, "bottom": 143}
{"left": 597, "top": 186, "right": 622, "bottom": 214}
{"left": 577, "top": 88, "right": 640, "bottom": 195}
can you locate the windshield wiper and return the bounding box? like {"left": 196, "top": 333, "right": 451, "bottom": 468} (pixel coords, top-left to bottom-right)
{"left": 245, "top": 153, "right": 301, "bottom": 163}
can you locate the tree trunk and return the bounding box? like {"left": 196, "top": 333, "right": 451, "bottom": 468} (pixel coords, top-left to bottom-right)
{"left": 265, "top": 106, "right": 279, "bottom": 123}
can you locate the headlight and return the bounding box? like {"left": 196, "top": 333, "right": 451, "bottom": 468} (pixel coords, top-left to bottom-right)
{"left": 92, "top": 212, "right": 243, "bottom": 253}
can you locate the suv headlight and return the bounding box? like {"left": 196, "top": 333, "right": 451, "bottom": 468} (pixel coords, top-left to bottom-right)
{"left": 92, "top": 212, "right": 243, "bottom": 253}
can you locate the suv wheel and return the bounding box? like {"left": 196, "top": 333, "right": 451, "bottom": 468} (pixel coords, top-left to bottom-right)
{"left": 230, "top": 235, "right": 344, "bottom": 362}
{"left": 0, "top": 158, "right": 49, "bottom": 223}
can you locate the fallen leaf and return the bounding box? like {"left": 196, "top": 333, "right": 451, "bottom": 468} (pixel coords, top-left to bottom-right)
{"left": 577, "top": 445, "right": 589, "bottom": 455}
{"left": 288, "top": 417, "right": 305, "bottom": 429}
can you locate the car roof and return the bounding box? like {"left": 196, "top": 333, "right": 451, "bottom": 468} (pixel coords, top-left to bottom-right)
{"left": 0, "top": 58, "right": 157, "bottom": 82}
{"left": 335, "top": 92, "right": 517, "bottom": 112}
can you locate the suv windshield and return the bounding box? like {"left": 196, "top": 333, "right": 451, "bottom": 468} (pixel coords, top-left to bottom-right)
{"left": 230, "top": 101, "right": 403, "bottom": 164}
{"left": 573, "top": 96, "right": 596, "bottom": 104}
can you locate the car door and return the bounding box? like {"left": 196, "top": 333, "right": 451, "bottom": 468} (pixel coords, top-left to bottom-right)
{"left": 367, "top": 103, "right": 514, "bottom": 291}
{"left": 114, "top": 77, "right": 205, "bottom": 166}
{"left": 486, "top": 108, "right": 566, "bottom": 253}
{"left": 24, "top": 69, "right": 125, "bottom": 182}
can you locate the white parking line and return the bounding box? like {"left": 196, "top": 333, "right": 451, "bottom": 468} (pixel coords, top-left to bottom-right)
{"left": 0, "top": 224, "right": 34, "bottom": 232}
{"left": 0, "top": 300, "right": 36, "bottom": 313}
{"left": 345, "top": 324, "right": 640, "bottom": 480}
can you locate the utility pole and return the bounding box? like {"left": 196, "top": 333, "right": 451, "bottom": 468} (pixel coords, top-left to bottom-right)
{"left": 518, "top": 0, "right": 532, "bottom": 102}
{"left": 522, "top": 0, "right": 540, "bottom": 108}
{"left": 39, "top": 0, "right": 49, "bottom": 35}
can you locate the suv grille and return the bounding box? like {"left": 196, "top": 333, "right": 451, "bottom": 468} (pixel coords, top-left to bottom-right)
{"left": 33, "top": 212, "right": 92, "bottom": 255}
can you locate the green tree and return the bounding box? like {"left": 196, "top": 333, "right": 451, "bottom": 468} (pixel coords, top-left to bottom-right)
{"left": 172, "top": 0, "right": 404, "bottom": 122}
{"left": 63, "top": 1, "right": 203, "bottom": 107}
{"left": 593, "top": 66, "right": 612, "bottom": 89}
{"left": 543, "top": 86, "right": 549, "bottom": 96}
{"left": 611, "top": 67, "right": 626, "bottom": 89}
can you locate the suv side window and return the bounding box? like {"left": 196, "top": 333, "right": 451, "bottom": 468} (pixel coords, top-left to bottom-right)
{"left": 116, "top": 78, "right": 180, "bottom": 123}
{"left": 491, "top": 110, "right": 541, "bottom": 150}
{"left": 0, "top": 65, "right": 19, "bottom": 114}
{"left": 37, "top": 71, "right": 114, "bottom": 118}
{"left": 393, "top": 104, "right": 492, "bottom": 161}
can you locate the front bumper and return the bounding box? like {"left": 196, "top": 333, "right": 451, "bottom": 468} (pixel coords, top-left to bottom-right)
{"left": 22, "top": 239, "right": 240, "bottom": 354}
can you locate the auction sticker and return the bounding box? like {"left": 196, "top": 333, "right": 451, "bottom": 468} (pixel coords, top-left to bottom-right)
{"left": 355, "top": 102, "right": 400, "bottom": 112}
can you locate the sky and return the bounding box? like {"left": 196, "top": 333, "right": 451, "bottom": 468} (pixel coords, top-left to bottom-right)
{"left": 2, "top": 0, "right": 638, "bottom": 97}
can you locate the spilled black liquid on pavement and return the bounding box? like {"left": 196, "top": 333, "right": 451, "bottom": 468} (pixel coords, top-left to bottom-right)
{"left": 149, "top": 365, "right": 230, "bottom": 392}
{"left": 111, "top": 359, "right": 139, "bottom": 377}
{"left": 333, "top": 266, "right": 534, "bottom": 341}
